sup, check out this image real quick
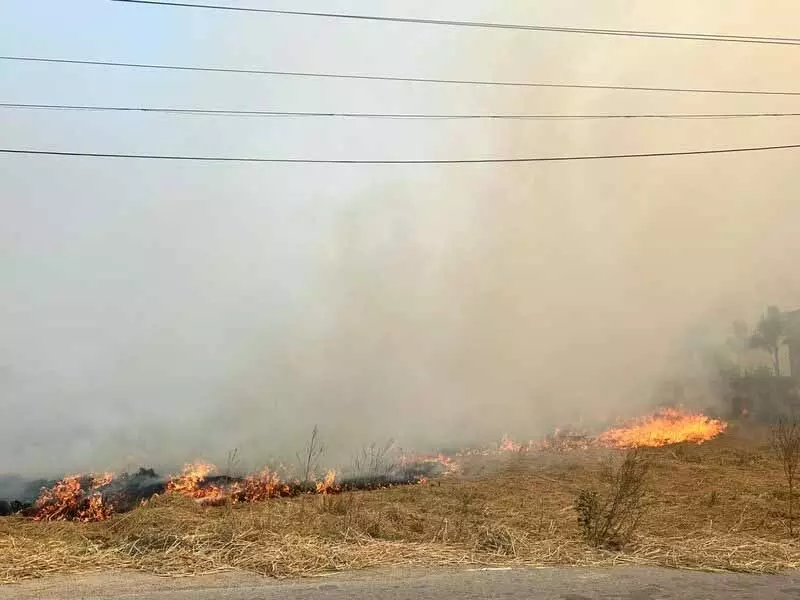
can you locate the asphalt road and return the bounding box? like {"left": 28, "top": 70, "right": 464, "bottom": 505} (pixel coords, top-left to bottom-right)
{"left": 3, "top": 567, "right": 800, "bottom": 600}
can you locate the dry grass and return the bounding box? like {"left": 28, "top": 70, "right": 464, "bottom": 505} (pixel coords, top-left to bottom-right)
{"left": 3, "top": 423, "right": 800, "bottom": 583}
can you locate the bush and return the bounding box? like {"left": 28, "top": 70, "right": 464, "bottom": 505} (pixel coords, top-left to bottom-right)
{"left": 575, "top": 449, "right": 649, "bottom": 549}
{"left": 351, "top": 440, "right": 396, "bottom": 477}
{"left": 771, "top": 416, "right": 800, "bottom": 535}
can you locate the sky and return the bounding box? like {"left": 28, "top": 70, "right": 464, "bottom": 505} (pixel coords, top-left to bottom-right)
{"left": 2, "top": 0, "right": 800, "bottom": 476}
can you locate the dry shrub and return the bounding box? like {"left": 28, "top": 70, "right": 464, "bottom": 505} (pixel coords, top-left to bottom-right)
{"left": 475, "top": 525, "right": 517, "bottom": 556}
{"left": 296, "top": 425, "right": 325, "bottom": 483}
{"left": 319, "top": 493, "right": 355, "bottom": 516}
{"left": 576, "top": 449, "right": 649, "bottom": 549}
{"left": 351, "top": 440, "right": 395, "bottom": 477}
{"left": 771, "top": 417, "right": 800, "bottom": 536}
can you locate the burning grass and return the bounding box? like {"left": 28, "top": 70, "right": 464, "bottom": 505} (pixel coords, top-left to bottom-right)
{"left": 12, "top": 408, "right": 722, "bottom": 524}
{"left": 3, "top": 422, "right": 800, "bottom": 582}
{"left": 598, "top": 408, "right": 728, "bottom": 449}
{"left": 18, "top": 459, "right": 448, "bottom": 523}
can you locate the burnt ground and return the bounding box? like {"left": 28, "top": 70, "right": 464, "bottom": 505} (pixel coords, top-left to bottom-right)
{"left": 0, "top": 461, "right": 448, "bottom": 518}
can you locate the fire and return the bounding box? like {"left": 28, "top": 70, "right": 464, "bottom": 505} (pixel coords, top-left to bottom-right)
{"left": 455, "top": 410, "right": 726, "bottom": 456}
{"left": 498, "top": 435, "right": 523, "bottom": 453}
{"left": 22, "top": 407, "right": 727, "bottom": 523}
{"left": 315, "top": 470, "right": 338, "bottom": 494}
{"left": 536, "top": 429, "right": 593, "bottom": 452}
{"left": 235, "top": 468, "right": 289, "bottom": 503}
{"left": 81, "top": 494, "right": 114, "bottom": 522}
{"left": 402, "top": 453, "right": 460, "bottom": 475}
{"left": 92, "top": 472, "right": 114, "bottom": 489}
{"left": 33, "top": 474, "right": 114, "bottom": 522}
{"left": 164, "top": 462, "right": 343, "bottom": 502}
{"left": 436, "top": 454, "right": 460, "bottom": 475}
{"left": 29, "top": 461, "right": 348, "bottom": 521}
{"left": 166, "top": 462, "right": 225, "bottom": 505}
{"left": 598, "top": 408, "right": 727, "bottom": 449}
{"left": 457, "top": 438, "right": 530, "bottom": 457}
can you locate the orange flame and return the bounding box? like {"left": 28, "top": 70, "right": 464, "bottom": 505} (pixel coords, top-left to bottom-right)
{"left": 315, "top": 470, "right": 338, "bottom": 495}
{"left": 166, "top": 462, "right": 223, "bottom": 503}
{"left": 33, "top": 473, "right": 114, "bottom": 522}
{"left": 80, "top": 493, "right": 114, "bottom": 522}
{"left": 434, "top": 454, "right": 460, "bottom": 475}
{"left": 27, "top": 407, "right": 727, "bottom": 523}
{"left": 236, "top": 468, "right": 290, "bottom": 502}
{"left": 598, "top": 408, "right": 727, "bottom": 449}
{"left": 92, "top": 473, "right": 114, "bottom": 489}
{"left": 403, "top": 453, "right": 460, "bottom": 475}
{"left": 458, "top": 436, "right": 535, "bottom": 456}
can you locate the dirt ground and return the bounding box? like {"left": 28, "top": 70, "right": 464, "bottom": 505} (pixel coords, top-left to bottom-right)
{"left": 2, "top": 423, "right": 799, "bottom": 584}
{"left": 5, "top": 567, "right": 800, "bottom": 600}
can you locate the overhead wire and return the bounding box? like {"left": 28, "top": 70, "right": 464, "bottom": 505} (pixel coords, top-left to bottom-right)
{"left": 2, "top": 144, "right": 799, "bottom": 164}
{"left": 5, "top": 7, "right": 800, "bottom": 165}
{"left": 5, "top": 102, "right": 800, "bottom": 121}
{"left": 110, "top": 0, "right": 800, "bottom": 47}
{"left": 4, "top": 55, "right": 800, "bottom": 98}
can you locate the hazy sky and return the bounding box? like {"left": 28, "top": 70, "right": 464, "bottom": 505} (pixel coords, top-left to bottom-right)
{"left": 2, "top": 1, "right": 800, "bottom": 475}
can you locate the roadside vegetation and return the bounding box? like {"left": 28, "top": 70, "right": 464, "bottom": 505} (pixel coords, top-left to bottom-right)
{"left": 3, "top": 423, "right": 800, "bottom": 583}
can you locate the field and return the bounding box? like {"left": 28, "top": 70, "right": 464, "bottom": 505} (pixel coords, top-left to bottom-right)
{"left": 2, "top": 423, "right": 799, "bottom": 584}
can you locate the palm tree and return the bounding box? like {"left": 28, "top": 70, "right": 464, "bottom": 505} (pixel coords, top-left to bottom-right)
{"left": 750, "top": 306, "right": 788, "bottom": 376}
{"left": 726, "top": 320, "right": 750, "bottom": 375}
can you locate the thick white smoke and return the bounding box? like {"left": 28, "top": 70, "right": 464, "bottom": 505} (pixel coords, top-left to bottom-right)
{"left": 2, "top": 1, "right": 800, "bottom": 476}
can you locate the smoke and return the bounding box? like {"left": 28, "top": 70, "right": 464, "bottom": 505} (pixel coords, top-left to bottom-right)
{"left": 2, "top": 1, "right": 800, "bottom": 477}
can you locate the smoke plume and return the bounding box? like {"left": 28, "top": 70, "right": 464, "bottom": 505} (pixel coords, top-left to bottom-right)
{"left": 2, "top": 1, "right": 800, "bottom": 478}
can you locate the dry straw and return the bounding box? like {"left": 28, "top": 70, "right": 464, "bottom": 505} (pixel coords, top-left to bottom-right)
{"left": 2, "top": 425, "right": 798, "bottom": 583}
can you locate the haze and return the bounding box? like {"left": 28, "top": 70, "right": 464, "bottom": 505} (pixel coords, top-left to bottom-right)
{"left": 2, "top": 0, "right": 800, "bottom": 476}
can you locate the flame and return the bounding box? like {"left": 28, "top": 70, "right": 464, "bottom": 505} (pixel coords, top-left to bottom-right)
{"left": 25, "top": 407, "right": 727, "bottom": 523}
{"left": 435, "top": 454, "right": 460, "bottom": 475}
{"left": 456, "top": 409, "right": 726, "bottom": 456}
{"left": 166, "top": 462, "right": 223, "bottom": 503}
{"left": 234, "top": 468, "right": 289, "bottom": 503}
{"left": 80, "top": 493, "right": 114, "bottom": 522}
{"left": 458, "top": 436, "right": 537, "bottom": 456}
{"left": 498, "top": 435, "right": 523, "bottom": 453}
{"left": 92, "top": 472, "right": 114, "bottom": 489}
{"left": 598, "top": 408, "right": 727, "bottom": 448}
{"left": 29, "top": 452, "right": 443, "bottom": 523}
{"left": 402, "top": 453, "right": 460, "bottom": 475}
{"left": 315, "top": 470, "right": 338, "bottom": 495}
{"left": 164, "top": 462, "right": 341, "bottom": 503}
{"left": 33, "top": 473, "right": 114, "bottom": 522}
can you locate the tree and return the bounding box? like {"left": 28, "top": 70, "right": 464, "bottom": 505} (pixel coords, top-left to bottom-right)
{"left": 750, "top": 306, "right": 788, "bottom": 376}
{"left": 726, "top": 320, "right": 750, "bottom": 374}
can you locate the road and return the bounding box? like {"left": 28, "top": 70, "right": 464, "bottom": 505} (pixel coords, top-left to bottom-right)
{"left": 2, "top": 567, "right": 800, "bottom": 599}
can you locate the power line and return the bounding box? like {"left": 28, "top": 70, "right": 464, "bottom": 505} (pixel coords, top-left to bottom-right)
{"left": 111, "top": 0, "right": 800, "bottom": 47}
{"left": 2, "top": 143, "right": 798, "bottom": 164}
{"left": 4, "top": 56, "right": 800, "bottom": 98}
{"left": 5, "top": 102, "right": 800, "bottom": 121}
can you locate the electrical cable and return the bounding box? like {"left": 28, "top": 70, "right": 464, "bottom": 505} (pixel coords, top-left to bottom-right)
{"left": 111, "top": 0, "right": 800, "bottom": 47}
{"left": 5, "top": 102, "right": 800, "bottom": 121}
{"left": 4, "top": 55, "right": 799, "bottom": 97}
{"left": 2, "top": 143, "right": 798, "bottom": 164}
